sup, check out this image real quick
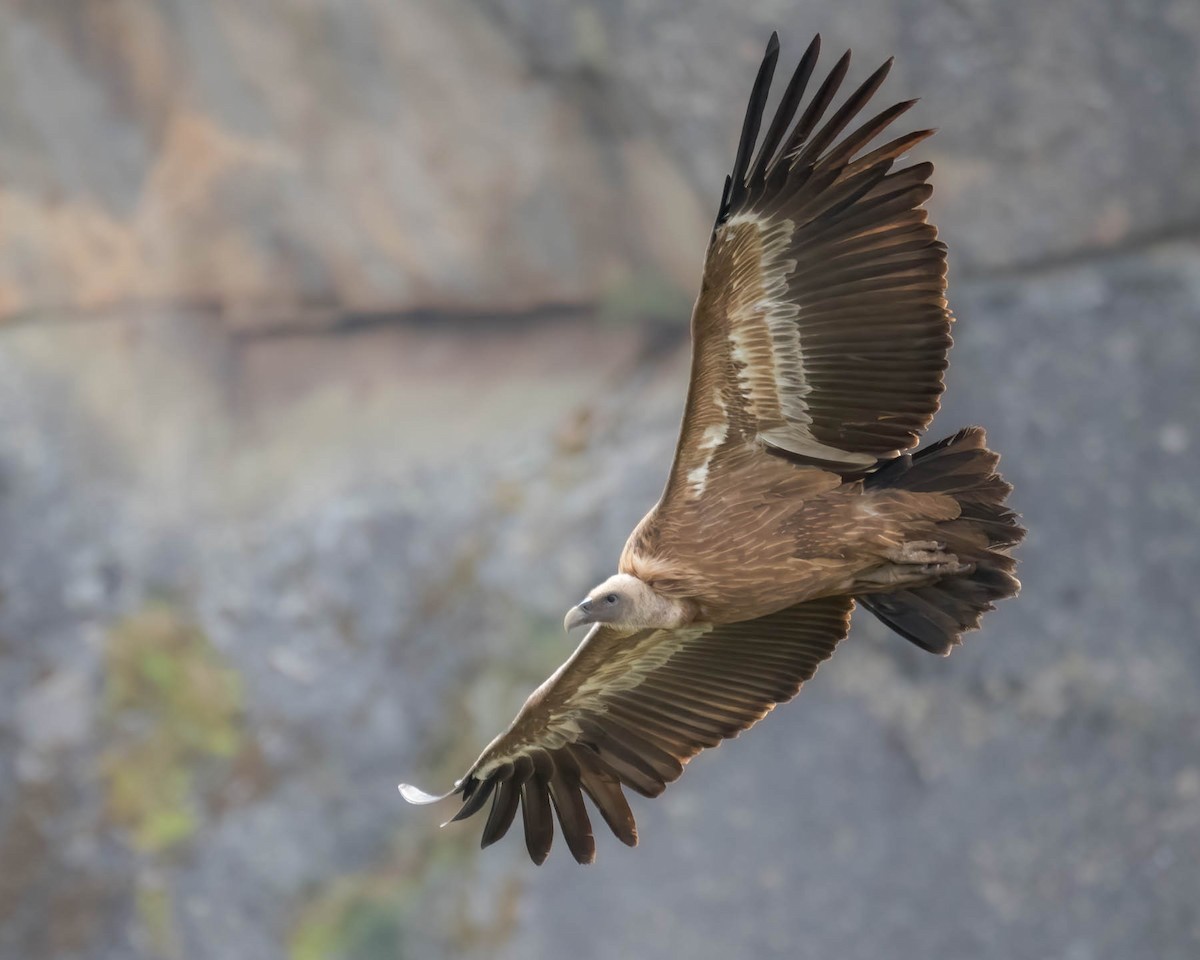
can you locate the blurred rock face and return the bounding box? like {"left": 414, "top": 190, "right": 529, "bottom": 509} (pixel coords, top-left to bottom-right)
{"left": 0, "top": 0, "right": 711, "bottom": 323}
{"left": 1, "top": 3, "right": 1199, "bottom": 960}
{"left": 3, "top": 0, "right": 1200, "bottom": 324}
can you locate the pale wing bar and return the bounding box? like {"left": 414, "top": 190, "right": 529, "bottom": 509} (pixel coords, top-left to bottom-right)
{"left": 401, "top": 596, "right": 853, "bottom": 864}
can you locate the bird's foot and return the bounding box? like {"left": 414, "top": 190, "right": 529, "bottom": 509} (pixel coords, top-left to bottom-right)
{"left": 886, "top": 540, "right": 949, "bottom": 565}
{"left": 859, "top": 542, "right": 973, "bottom": 588}
{"left": 913, "top": 559, "right": 974, "bottom": 577}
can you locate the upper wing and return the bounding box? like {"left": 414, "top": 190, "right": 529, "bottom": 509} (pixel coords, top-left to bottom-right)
{"left": 664, "top": 32, "right": 952, "bottom": 510}
{"left": 400, "top": 595, "right": 853, "bottom": 864}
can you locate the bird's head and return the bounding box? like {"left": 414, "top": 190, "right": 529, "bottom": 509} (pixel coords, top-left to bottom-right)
{"left": 563, "top": 574, "right": 676, "bottom": 633}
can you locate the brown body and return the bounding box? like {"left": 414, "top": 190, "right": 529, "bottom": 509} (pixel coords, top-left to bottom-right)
{"left": 401, "top": 31, "right": 1025, "bottom": 866}
{"left": 621, "top": 459, "right": 958, "bottom": 624}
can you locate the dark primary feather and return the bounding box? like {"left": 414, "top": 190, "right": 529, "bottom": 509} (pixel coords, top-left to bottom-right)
{"left": 520, "top": 773, "right": 554, "bottom": 865}
{"left": 548, "top": 758, "right": 596, "bottom": 863}
{"left": 749, "top": 34, "right": 821, "bottom": 190}
{"left": 727, "top": 31, "right": 780, "bottom": 212}
{"left": 790, "top": 56, "right": 894, "bottom": 171}
{"left": 772, "top": 49, "right": 851, "bottom": 183}
{"left": 576, "top": 753, "right": 638, "bottom": 846}
{"left": 481, "top": 779, "right": 520, "bottom": 848}
{"left": 448, "top": 775, "right": 494, "bottom": 823}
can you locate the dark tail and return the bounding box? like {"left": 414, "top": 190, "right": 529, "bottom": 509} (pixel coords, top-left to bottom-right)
{"left": 859, "top": 427, "right": 1025, "bottom": 655}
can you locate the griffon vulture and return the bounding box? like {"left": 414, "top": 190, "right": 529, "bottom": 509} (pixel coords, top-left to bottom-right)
{"left": 401, "top": 31, "right": 1024, "bottom": 864}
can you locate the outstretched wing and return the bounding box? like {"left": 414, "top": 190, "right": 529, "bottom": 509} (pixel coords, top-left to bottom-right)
{"left": 663, "top": 32, "right": 952, "bottom": 515}
{"left": 400, "top": 596, "right": 853, "bottom": 864}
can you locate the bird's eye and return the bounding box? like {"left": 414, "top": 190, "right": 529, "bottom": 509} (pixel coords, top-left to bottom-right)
{"left": 605, "top": 594, "right": 617, "bottom": 604}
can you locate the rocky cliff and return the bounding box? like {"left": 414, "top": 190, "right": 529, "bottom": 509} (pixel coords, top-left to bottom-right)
{"left": 1, "top": 2, "right": 1198, "bottom": 959}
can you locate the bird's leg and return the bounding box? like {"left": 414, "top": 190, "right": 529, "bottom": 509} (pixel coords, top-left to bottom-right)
{"left": 886, "top": 540, "right": 955, "bottom": 566}
{"left": 858, "top": 541, "right": 974, "bottom": 589}
{"left": 891, "top": 540, "right": 975, "bottom": 575}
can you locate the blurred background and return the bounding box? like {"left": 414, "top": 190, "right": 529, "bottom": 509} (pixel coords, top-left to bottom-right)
{"left": 1, "top": 1, "right": 1198, "bottom": 958}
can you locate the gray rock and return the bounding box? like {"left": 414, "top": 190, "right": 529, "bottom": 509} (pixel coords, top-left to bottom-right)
{"left": 483, "top": 0, "right": 1200, "bottom": 274}
{"left": 0, "top": 3, "right": 1198, "bottom": 959}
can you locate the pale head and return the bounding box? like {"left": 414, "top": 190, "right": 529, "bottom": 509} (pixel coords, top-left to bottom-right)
{"left": 563, "top": 573, "right": 692, "bottom": 633}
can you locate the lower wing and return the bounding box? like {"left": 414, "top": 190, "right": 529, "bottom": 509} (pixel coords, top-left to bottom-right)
{"left": 400, "top": 595, "right": 854, "bottom": 864}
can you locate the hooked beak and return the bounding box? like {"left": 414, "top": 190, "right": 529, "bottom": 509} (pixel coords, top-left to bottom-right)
{"left": 563, "top": 599, "right": 593, "bottom": 633}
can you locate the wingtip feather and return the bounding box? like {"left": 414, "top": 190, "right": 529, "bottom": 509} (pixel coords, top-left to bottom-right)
{"left": 399, "top": 783, "right": 456, "bottom": 805}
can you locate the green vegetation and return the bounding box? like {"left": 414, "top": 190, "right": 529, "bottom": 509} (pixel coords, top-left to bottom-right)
{"left": 288, "top": 620, "right": 544, "bottom": 960}
{"left": 101, "top": 602, "right": 244, "bottom": 854}
{"left": 291, "top": 868, "right": 410, "bottom": 960}
{"left": 288, "top": 830, "right": 524, "bottom": 960}
{"left": 136, "top": 880, "right": 180, "bottom": 959}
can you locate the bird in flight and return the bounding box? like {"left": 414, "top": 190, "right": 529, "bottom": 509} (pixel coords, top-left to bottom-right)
{"left": 401, "top": 31, "right": 1024, "bottom": 864}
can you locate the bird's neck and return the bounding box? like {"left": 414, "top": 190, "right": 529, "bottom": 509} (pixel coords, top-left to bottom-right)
{"left": 635, "top": 588, "right": 698, "bottom": 630}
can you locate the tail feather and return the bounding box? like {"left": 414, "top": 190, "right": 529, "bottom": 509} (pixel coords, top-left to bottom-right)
{"left": 859, "top": 426, "right": 1024, "bottom": 655}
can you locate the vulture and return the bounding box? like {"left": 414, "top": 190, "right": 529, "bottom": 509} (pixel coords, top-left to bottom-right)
{"left": 400, "top": 31, "right": 1024, "bottom": 864}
